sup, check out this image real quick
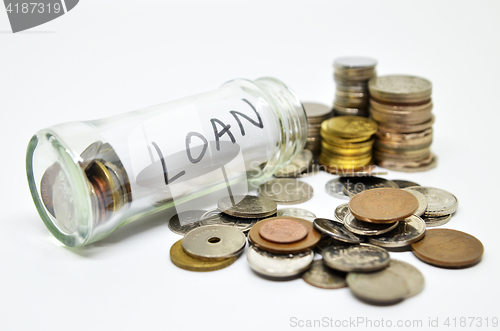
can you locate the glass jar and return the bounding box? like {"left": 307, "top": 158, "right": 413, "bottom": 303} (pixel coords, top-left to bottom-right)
{"left": 26, "top": 77, "right": 307, "bottom": 247}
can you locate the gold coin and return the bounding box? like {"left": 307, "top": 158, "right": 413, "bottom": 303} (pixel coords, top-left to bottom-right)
{"left": 170, "top": 239, "right": 238, "bottom": 272}
{"left": 321, "top": 141, "right": 372, "bottom": 156}
{"left": 322, "top": 136, "right": 374, "bottom": 148}
{"left": 322, "top": 116, "right": 378, "bottom": 138}
{"left": 319, "top": 153, "right": 372, "bottom": 167}
{"left": 87, "top": 160, "right": 121, "bottom": 212}
{"left": 320, "top": 130, "right": 372, "bottom": 144}
{"left": 320, "top": 163, "right": 376, "bottom": 175}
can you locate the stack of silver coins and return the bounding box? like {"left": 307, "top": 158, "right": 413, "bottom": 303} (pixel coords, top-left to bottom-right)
{"left": 303, "top": 102, "right": 333, "bottom": 158}
{"left": 333, "top": 57, "right": 377, "bottom": 117}
{"left": 368, "top": 75, "right": 436, "bottom": 172}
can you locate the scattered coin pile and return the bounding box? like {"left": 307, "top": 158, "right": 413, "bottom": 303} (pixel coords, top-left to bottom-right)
{"left": 318, "top": 116, "right": 378, "bottom": 174}
{"left": 273, "top": 150, "right": 319, "bottom": 178}
{"left": 368, "top": 75, "right": 437, "bottom": 172}
{"left": 303, "top": 103, "right": 333, "bottom": 158}
{"left": 333, "top": 57, "right": 377, "bottom": 117}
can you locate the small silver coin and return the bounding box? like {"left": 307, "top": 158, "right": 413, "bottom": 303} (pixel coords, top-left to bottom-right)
{"left": 79, "top": 141, "right": 103, "bottom": 170}
{"left": 277, "top": 208, "right": 316, "bottom": 222}
{"left": 201, "top": 209, "right": 261, "bottom": 234}
{"left": 334, "top": 203, "right": 350, "bottom": 223}
{"left": 325, "top": 178, "right": 350, "bottom": 200}
{"left": 368, "top": 215, "right": 426, "bottom": 248}
{"left": 340, "top": 176, "right": 399, "bottom": 197}
{"left": 334, "top": 56, "right": 377, "bottom": 70}
{"left": 403, "top": 188, "right": 428, "bottom": 217}
{"left": 303, "top": 102, "right": 333, "bottom": 120}
{"left": 247, "top": 245, "right": 314, "bottom": 278}
{"left": 182, "top": 225, "right": 246, "bottom": 259}
{"left": 259, "top": 179, "right": 314, "bottom": 205}
{"left": 347, "top": 269, "right": 409, "bottom": 305}
{"left": 406, "top": 186, "right": 458, "bottom": 217}
{"left": 421, "top": 214, "right": 452, "bottom": 227}
{"left": 344, "top": 212, "right": 399, "bottom": 236}
{"left": 322, "top": 243, "right": 390, "bottom": 272}
{"left": 314, "top": 218, "right": 364, "bottom": 244}
{"left": 168, "top": 210, "right": 208, "bottom": 236}
{"left": 392, "top": 180, "right": 420, "bottom": 188}
{"left": 302, "top": 259, "right": 347, "bottom": 289}
{"left": 386, "top": 260, "right": 425, "bottom": 298}
{"left": 218, "top": 195, "right": 277, "bottom": 218}
{"left": 274, "top": 150, "right": 313, "bottom": 178}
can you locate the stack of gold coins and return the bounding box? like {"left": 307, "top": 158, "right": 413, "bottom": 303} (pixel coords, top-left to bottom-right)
{"left": 318, "top": 116, "right": 378, "bottom": 174}
{"left": 333, "top": 57, "right": 377, "bottom": 117}
{"left": 368, "top": 75, "right": 436, "bottom": 172}
{"left": 303, "top": 102, "right": 333, "bottom": 158}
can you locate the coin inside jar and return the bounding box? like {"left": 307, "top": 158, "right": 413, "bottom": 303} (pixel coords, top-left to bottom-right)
{"left": 259, "top": 218, "right": 309, "bottom": 244}
{"left": 349, "top": 188, "right": 418, "bottom": 223}
{"left": 182, "top": 225, "right": 246, "bottom": 259}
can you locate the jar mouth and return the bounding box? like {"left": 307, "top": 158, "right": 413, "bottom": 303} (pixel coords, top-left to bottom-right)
{"left": 26, "top": 133, "right": 93, "bottom": 247}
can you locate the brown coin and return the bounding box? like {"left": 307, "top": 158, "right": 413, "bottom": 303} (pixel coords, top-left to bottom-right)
{"left": 349, "top": 188, "right": 418, "bottom": 224}
{"left": 259, "top": 218, "right": 309, "bottom": 243}
{"left": 249, "top": 217, "right": 321, "bottom": 254}
{"left": 411, "top": 229, "right": 484, "bottom": 268}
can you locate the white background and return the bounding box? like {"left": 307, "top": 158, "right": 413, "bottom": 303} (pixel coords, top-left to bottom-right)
{"left": 1, "top": 1, "right": 499, "bottom": 330}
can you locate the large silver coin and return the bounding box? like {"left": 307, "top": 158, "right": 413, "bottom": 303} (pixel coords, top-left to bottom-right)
{"left": 247, "top": 245, "right": 314, "bottom": 278}
{"left": 302, "top": 259, "right": 347, "bottom": 289}
{"left": 405, "top": 186, "right": 458, "bottom": 217}
{"left": 303, "top": 102, "right": 332, "bottom": 124}
{"left": 274, "top": 150, "right": 313, "bottom": 178}
{"left": 392, "top": 180, "right": 420, "bottom": 188}
{"left": 344, "top": 212, "right": 399, "bottom": 236}
{"left": 421, "top": 214, "right": 452, "bottom": 228}
{"left": 259, "top": 179, "right": 313, "bottom": 205}
{"left": 386, "top": 260, "right": 425, "bottom": 298}
{"left": 403, "top": 188, "right": 427, "bottom": 217}
{"left": 334, "top": 56, "right": 377, "bottom": 69}
{"left": 218, "top": 195, "right": 277, "bottom": 218}
{"left": 201, "top": 209, "right": 261, "bottom": 234}
{"left": 347, "top": 269, "right": 409, "bottom": 304}
{"left": 325, "top": 178, "right": 350, "bottom": 200}
{"left": 277, "top": 208, "right": 316, "bottom": 222}
{"left": 322, "top": 243, "right": 390, "bottom": 272}
{"left": 368, "top": 215, "right": 426, "bottom": 248}
{"left": 182, "top": 225, "right": 246, "bottom": 259}
{"left": 314, "top": 218, "right": 364, "bottom": 244}
{"left": 168, "top": 210, "right": 208, "bottom": 236}
{"left": 334, "top": 203, "right": 350, "bottom": 223}
{"left": 340, "top": 176, "right": 399, "bottom": 197}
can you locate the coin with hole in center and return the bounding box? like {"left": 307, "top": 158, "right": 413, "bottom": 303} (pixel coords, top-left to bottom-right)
{"left": 182, "top": 225, "right": 246, "bottom": 259}
{"left": 349, "top": 188, "right": 418, "bottom": 223}
{"left": 170, "top": 240, "right": 238, "bottom": 272}
{"left": 259, "top": 218, "right": 309, "bottom": 243}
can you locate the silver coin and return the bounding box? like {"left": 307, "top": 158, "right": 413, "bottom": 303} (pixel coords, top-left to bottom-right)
{"left": 314, "top": 218, "right": 364, "bottom": 244}
{"left": 315, "top": 235, "right": 351, "bottom": 254}
{"left": 392, "top": 180, "right": 420, "bottom": 188}
{"left": 303, "top": 102, "right": 332, "bottom": 121}
{"left": 405, "top": 186, "right": 458, "bottom": 216}
{"left": 79, "top": 141, "right": 103, "bottom": 170}
{"left": 182, "top": 225, "right": 246, "bottom": 259}
{"left": 168, "top": 210, "right": 208, "bottom": 236}
{"left": 325, "top": 178, "right": 350, "bottom": 200}
{"left": 274, "top": 150, "right": 313, "bottom": 178}
{"left": 218, "top": 195, "right": 277, "bottom": 218}
{"left": 247, "top": 245, "right": 314, "bottom": 278}
{"left": 403, "top": 188, "right": 427, "bottom": 217}
{"left": 322, "top": 243, "right": 390, "bottom": 272}
{"left": 334, "top": 56, "right": 377, "bottom": 70}
{"left": 421, "top": 214, "right": 452, "bottom": 227}
{"left": 295, "top": 163, "right": 321, "bottom": 178}
{"left": 302, "top": 259, "right": 347, "bottom": 289}
{"left": 340, "top": 176, "right": 399, "bottom": 197}
{"left": 201, "top": 209, "right": 261, "bottom": 234}
{"left": 277, "top": 208, "right": 316, "bottom": 222}
{"left": 346, "top": 269, "right": 409, "bottom": 304}
{"left": 368, "top": 215, "right": 426, "bottom": 248}
{"left": 344, "top": 212, "right": 399, "bottom": 236}
{"left": 386, "top": 260, "right": 425, "bottom": 298}
{"left": 334, "top": 203, "right": 350, "bottom": 223}
{"left": 259, "top": 179, "right": 314, "bottom": 205}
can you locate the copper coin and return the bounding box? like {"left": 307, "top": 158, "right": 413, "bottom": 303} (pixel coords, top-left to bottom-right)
{"left": 249, "top": 217, "right": 321, "bottom": 254}
{"left": 411, "top": 229, "right": 484, "bottom": 268}
{"left": 259, "top": 218, "right": 309, "bottom": 243}
{"left": 349, "top": 188, "right": 418, "bottom": 224}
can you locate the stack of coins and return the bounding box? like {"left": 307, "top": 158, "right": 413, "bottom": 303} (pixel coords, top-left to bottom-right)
{"left": 303, "top": 102, "right": 333, "bottom": 158}
{"left": 318, "top": 116, "right": 378, "bottom": 174}
{"left": 247, "top": 216, "right": 321, "bottom": 278}
{"left": 368, "top": 75, "right": 437, "bottom": 172}
{"left": 333, "top": 57, "right": 377, "bottom": 117}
